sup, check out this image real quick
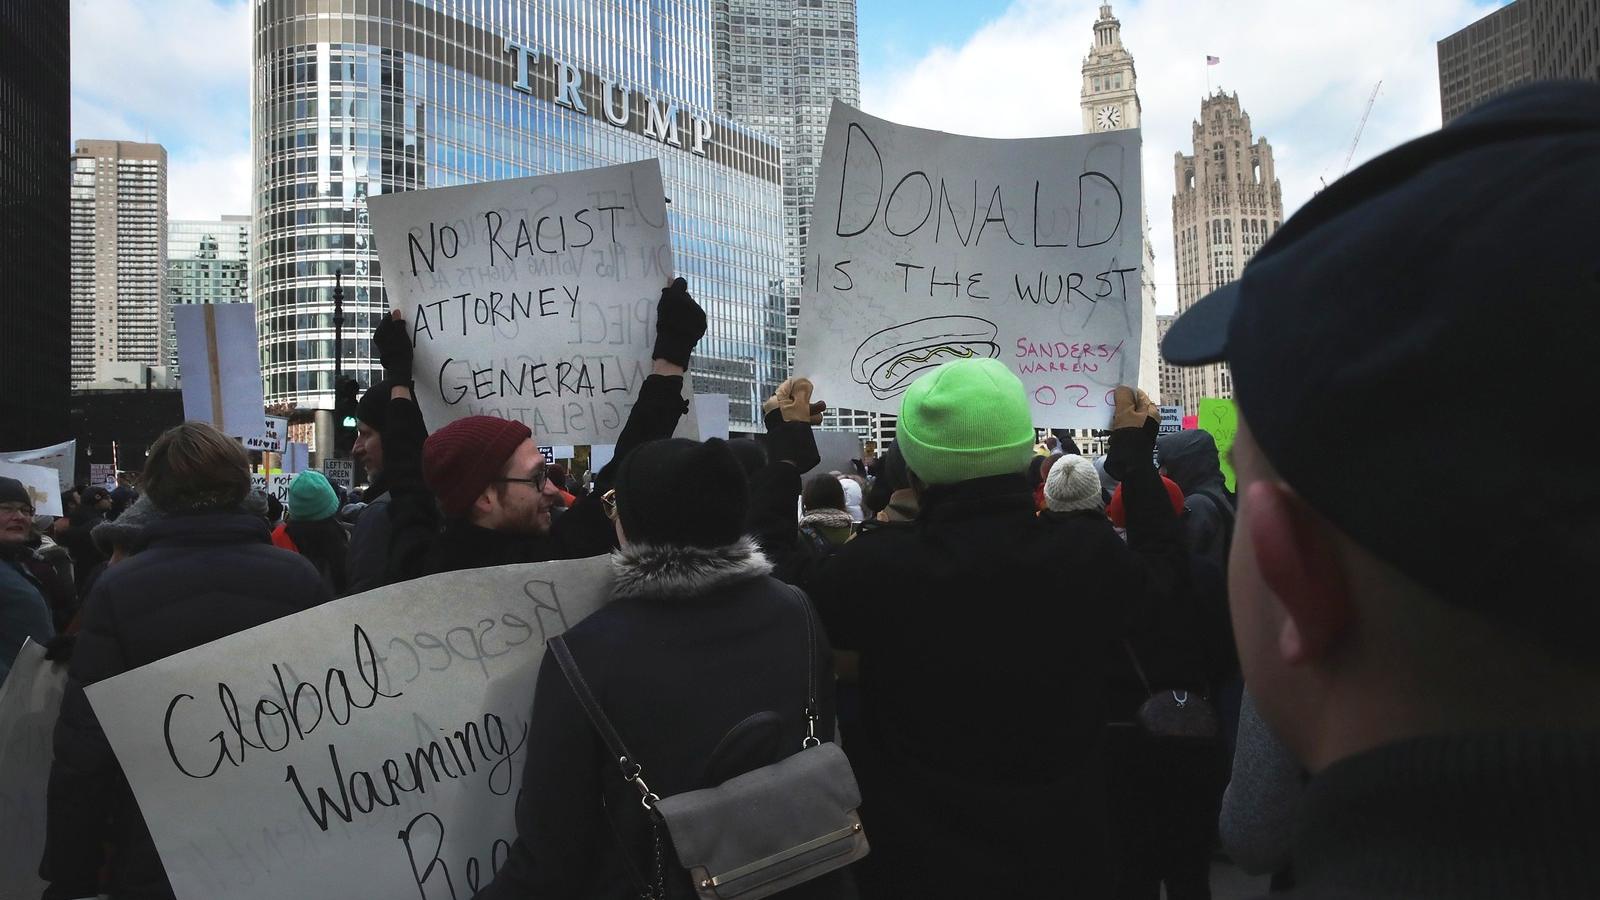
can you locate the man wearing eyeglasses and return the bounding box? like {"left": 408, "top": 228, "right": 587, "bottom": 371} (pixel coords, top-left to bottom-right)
{"left": 371, "top": 278, "right": 708, "bottom": 579}
{"left": 1, "top": 476, "right": 55, "bottom": 683}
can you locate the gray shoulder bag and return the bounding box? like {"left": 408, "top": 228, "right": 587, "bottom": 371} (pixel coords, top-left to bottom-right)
{"left": 548, "top": 588, "right": 868, "bottom": 899}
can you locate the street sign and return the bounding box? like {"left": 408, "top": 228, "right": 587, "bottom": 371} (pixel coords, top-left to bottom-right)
{"left": 322, "top": 458, "right": 354, "bottom": 489}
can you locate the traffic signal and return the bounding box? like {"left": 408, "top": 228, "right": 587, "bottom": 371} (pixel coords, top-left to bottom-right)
{"left": 335, "top": 377, "right": 361, "bottom": 457}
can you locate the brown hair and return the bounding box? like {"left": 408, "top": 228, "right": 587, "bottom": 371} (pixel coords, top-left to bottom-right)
{"left": 143, "top": 422, "right": 251, "bottom": 513}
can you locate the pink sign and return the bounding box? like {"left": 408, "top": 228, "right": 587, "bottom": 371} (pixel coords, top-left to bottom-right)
{"left": 1181, "top": 415, "right": 1198, "bottom": 430}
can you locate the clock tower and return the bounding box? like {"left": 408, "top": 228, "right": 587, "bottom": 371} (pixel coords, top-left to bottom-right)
{"left": 1079, "top": 2, "right": 1162, "bottom": 405}
{"left": 1081, "top": 4, "right": 1140, "bottom": 133}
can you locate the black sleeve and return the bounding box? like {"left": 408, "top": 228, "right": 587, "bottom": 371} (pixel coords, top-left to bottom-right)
{"left": 379, "top": 396, "right": 441, "bottom": 584}
{"left": 477, "top": 651, "right": 608, "bottom": 899}
{"left": 549, "top": 374, "right": 690, "bottom": 560}
{"left": 745, "top": 461, "right": 807, "bottom": 580}
{"left": 1104, "top": 419, "right": 1191, "bottom": 628}
{"left": 595, "top": 374, "right": 689, "bottom": 492}
{"left": 40, "top": 586, "right": 126, "bottom": 898}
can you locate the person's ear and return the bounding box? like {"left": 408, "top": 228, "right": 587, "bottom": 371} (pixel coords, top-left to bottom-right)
{"left": 1244, "top": 479, "right": 1355, "bottom": 665}
{"left": 473, "top": 486, "right": 498, "bottom": 521}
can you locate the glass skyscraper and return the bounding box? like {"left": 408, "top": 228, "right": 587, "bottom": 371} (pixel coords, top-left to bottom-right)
{"left": 252, "top": 0, "right": 786, "bottom": 427}
{"left": 166, "top": 216, "right": 252, "bottom": 380}
{"left": 1, "top": 1, "right": 70, "bottom": 448}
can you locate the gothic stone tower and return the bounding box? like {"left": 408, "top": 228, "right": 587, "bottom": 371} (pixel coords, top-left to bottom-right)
{"left": 1080, "top": 3, "right": 1159, "bottom": 404}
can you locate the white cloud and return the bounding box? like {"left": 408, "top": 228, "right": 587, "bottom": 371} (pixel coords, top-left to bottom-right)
{"left": 862, "top": 0, "right": 1502, "bottom": 312}
{"left": 71, "top": 0, "right": 253, "bottom": 219}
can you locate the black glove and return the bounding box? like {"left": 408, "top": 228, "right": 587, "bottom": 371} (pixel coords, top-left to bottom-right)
{"left": 44, "top": 633, "right": 76, "bottom": 663}
{"left": 764, "top": 409, "right": 821, "bottom": 474}
{"left": 373, "top": 313, "right": 414, "bottom": 383}
{"left": 652, "top": 277, "right": 707, "bottom": 368}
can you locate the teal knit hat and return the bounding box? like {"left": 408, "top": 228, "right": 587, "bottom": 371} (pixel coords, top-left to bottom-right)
{"left": 286, "top": 470, "right": 339, "bottom": 522}
{"left": 897, "top": 358, "right": 1035, "bottom": 486}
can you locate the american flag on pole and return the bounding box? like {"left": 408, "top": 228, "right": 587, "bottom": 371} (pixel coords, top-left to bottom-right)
{"left": 1207, "top": 55, "right": 1221, "bottom": 65}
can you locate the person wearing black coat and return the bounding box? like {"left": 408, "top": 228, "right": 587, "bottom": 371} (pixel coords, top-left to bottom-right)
{"left": 479, "top": 437, "right": 849, "bottom": 900}
{"left": 40, "top": 423, "right": 333, "bottom": 900}
{"left": 748, "top": 362, "right": 1190, "bottom": 899}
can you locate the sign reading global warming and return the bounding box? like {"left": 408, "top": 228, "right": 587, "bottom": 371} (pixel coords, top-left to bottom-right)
{"left": 86, "top": 556, "right": 613, "bottom": 900}
{"left": 795, "top": 102, "right": 1145, "bottom": 428}
{"left": 367, "top": 160, "right": 674, "bottom": 446}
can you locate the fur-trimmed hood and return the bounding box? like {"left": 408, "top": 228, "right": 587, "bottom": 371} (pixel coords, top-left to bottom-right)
{"left": 610, "top": 536, "right": 773, "bottom": 600}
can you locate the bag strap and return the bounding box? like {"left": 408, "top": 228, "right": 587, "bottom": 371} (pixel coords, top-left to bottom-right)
{"left": 548, "top": 635, "right": 660, "bottom": 811}
{"left": 1122, "top": 640, "right": 1154, "bottom": 695}
{"left": 782, "top": 583, "right": 822, "bottom": 749}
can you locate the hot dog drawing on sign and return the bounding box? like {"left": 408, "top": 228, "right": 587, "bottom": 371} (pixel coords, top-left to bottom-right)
{"left": 851, "top": 315, "right": 1001, "bottom": 399}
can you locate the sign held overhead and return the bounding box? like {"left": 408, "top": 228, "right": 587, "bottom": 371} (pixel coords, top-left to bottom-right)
{"left": 367, "top": 160, "right": 676, "bottom": 447}
{"left": 795, "top": 102, "right": 1145, "bottom": 429}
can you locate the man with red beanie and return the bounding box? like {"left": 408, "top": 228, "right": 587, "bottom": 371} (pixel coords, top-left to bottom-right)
{"left": 376, "top": 277, "right": 708, "bottom": 579}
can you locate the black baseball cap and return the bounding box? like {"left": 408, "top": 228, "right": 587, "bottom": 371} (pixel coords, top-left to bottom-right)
{"left": 1163, "top": 81, "right": 1600, "bottom": 630}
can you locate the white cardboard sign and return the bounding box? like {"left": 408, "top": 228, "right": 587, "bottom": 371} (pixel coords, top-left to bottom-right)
{"left": 795, "top": 102, "right": 1145, "bottom": 428}
{"left": 175, "top": 304, "right": 268, "bottom": 441}
{"left": 244, "top": 417, "right": 288, "bottom": 453}
{"left": 0, "top": 640, "right": 68, "bottom": 900}
{"left": 0, "top": 461, "right": 62, "bottom": 517}
{"left": 251, "top": 473, "right": 295, "bottom": 503}
{"left": 368, "top": 160, "right": 675, "bottom": 446}
{"left": 86, "top": 555, "right": 613, "bottom": 900}
{"left": 0, "top": 440, "right": 76, "bottom": 493}
{"left": 322, "top": 459, "right": 354, "bottom": 489}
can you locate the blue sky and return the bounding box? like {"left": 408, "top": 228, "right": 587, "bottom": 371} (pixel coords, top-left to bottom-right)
{"left": 71, "top": 0, "right": 1506, "bottom": 312}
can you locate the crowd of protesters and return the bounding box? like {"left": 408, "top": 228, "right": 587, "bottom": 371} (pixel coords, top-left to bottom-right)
{"left": 3, "top": 81, "right": 1597, "bottom": 900}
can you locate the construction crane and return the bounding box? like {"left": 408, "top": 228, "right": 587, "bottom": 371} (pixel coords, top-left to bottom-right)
{"left": 1321, "top": 81, "right": 1382, "bottom": 189}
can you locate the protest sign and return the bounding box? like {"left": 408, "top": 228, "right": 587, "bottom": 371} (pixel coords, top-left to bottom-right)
{"left": 368, "top": 160, "right": 675, "bottom": 446}
{"left": 1197, "top": 397, "right": 1239, "bottom": 492}
{"left": 795, "top": 102, "right": 1145, "bottom": 428}
{"left": 175, "top": 304, "right": 267, "bottom": 441}
{"left": 1181, "top": 414, "right": 1198, "bottom": 431}
{"left": 323, "top": 458, "right": 354, "bottom": 489}
{"left": 244, "top": 417, "right": 288, "bottom": 453}
{"left": 536, "top": 445, "right": 555, "bottom": 465}
{"left": 0, "top": 440, "right": 76, "bottom": 493}
{"left": 0, "top": 640, "right": 68, "bottom": 900}
{"left": 284, "top": 442, "right": 309, "bottom": 474}
{"left": 86, "top": 555, "right": 613, "bottom": 900}
{"left": 0, "top": 461, "right": 61, "bottom": 516}
{"left": 251, "top": 473, "right": 295, "bottom": 503}
{"left": 694, "top": 393, "right": 731, "bottom": 441}
{"left": 1158, "top": 405, "right": 1182, "bottom": 435}
{"left": 90, "top": 462, "right": 116, "bottom": 490}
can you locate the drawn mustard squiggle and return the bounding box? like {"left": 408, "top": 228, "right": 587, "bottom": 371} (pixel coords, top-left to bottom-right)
{"left": 885, "top": 344, "right": 976, "bottom": 377}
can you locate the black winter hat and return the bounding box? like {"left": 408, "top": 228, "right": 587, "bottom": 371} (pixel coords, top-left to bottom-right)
{"left": 357, "top": 379, "right": 398, "bottom": 433}
{"left": 613, "top": 438, "right": 747, "bottom": 549}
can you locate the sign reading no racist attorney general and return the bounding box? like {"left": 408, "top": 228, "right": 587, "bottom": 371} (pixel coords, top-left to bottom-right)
{"left": 367, "top": 160, "right": 676, "bottom": 446}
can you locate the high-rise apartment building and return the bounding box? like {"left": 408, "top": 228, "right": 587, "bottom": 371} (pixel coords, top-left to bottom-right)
{"left": 0, "top": 3, "right": 71, "bottom": 447}
{"left": 714, "top": 0, "right": 869, "bottom": 439}
{"left": 714, "top": 0, "right": 859, "bottom": 365}
{"left": 70, "top": 140, "right": 168, "bottom": 388}
{"left": 166, "top": 216, "right": 252, "bottom": 379}
{"left": 1170, "top": 92, "right": 1282, "bottom": 415}
{"left": 253, "top": 1, "right": 785, "bottom": 427}
{"left": 1439, "top": 0, "right": 1599, "bottom": 123}
{"left": 1438, "top": 1, "right": 1533, "bottom": 122}
{"left": 1080, "top": 3, "right": 1159, "bottom": 402}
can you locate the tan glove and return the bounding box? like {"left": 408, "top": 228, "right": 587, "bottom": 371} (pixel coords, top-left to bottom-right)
{"left": 1111, "top": 385, "right": 1158, "bottom": 431}
{"left": 763, "top": 377, "right": 827, "bottom": 425}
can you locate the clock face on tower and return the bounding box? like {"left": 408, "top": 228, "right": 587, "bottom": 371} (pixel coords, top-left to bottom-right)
{"left": 1096, "top": 104, "right": 1122, "bottom": 130}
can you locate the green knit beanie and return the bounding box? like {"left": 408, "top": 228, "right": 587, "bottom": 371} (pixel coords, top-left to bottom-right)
{"left": 287, "top": 470, "right": 339, "bottom": 521}
{"left": 897, "top": 358, "right": 1035, "bottom": 486}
